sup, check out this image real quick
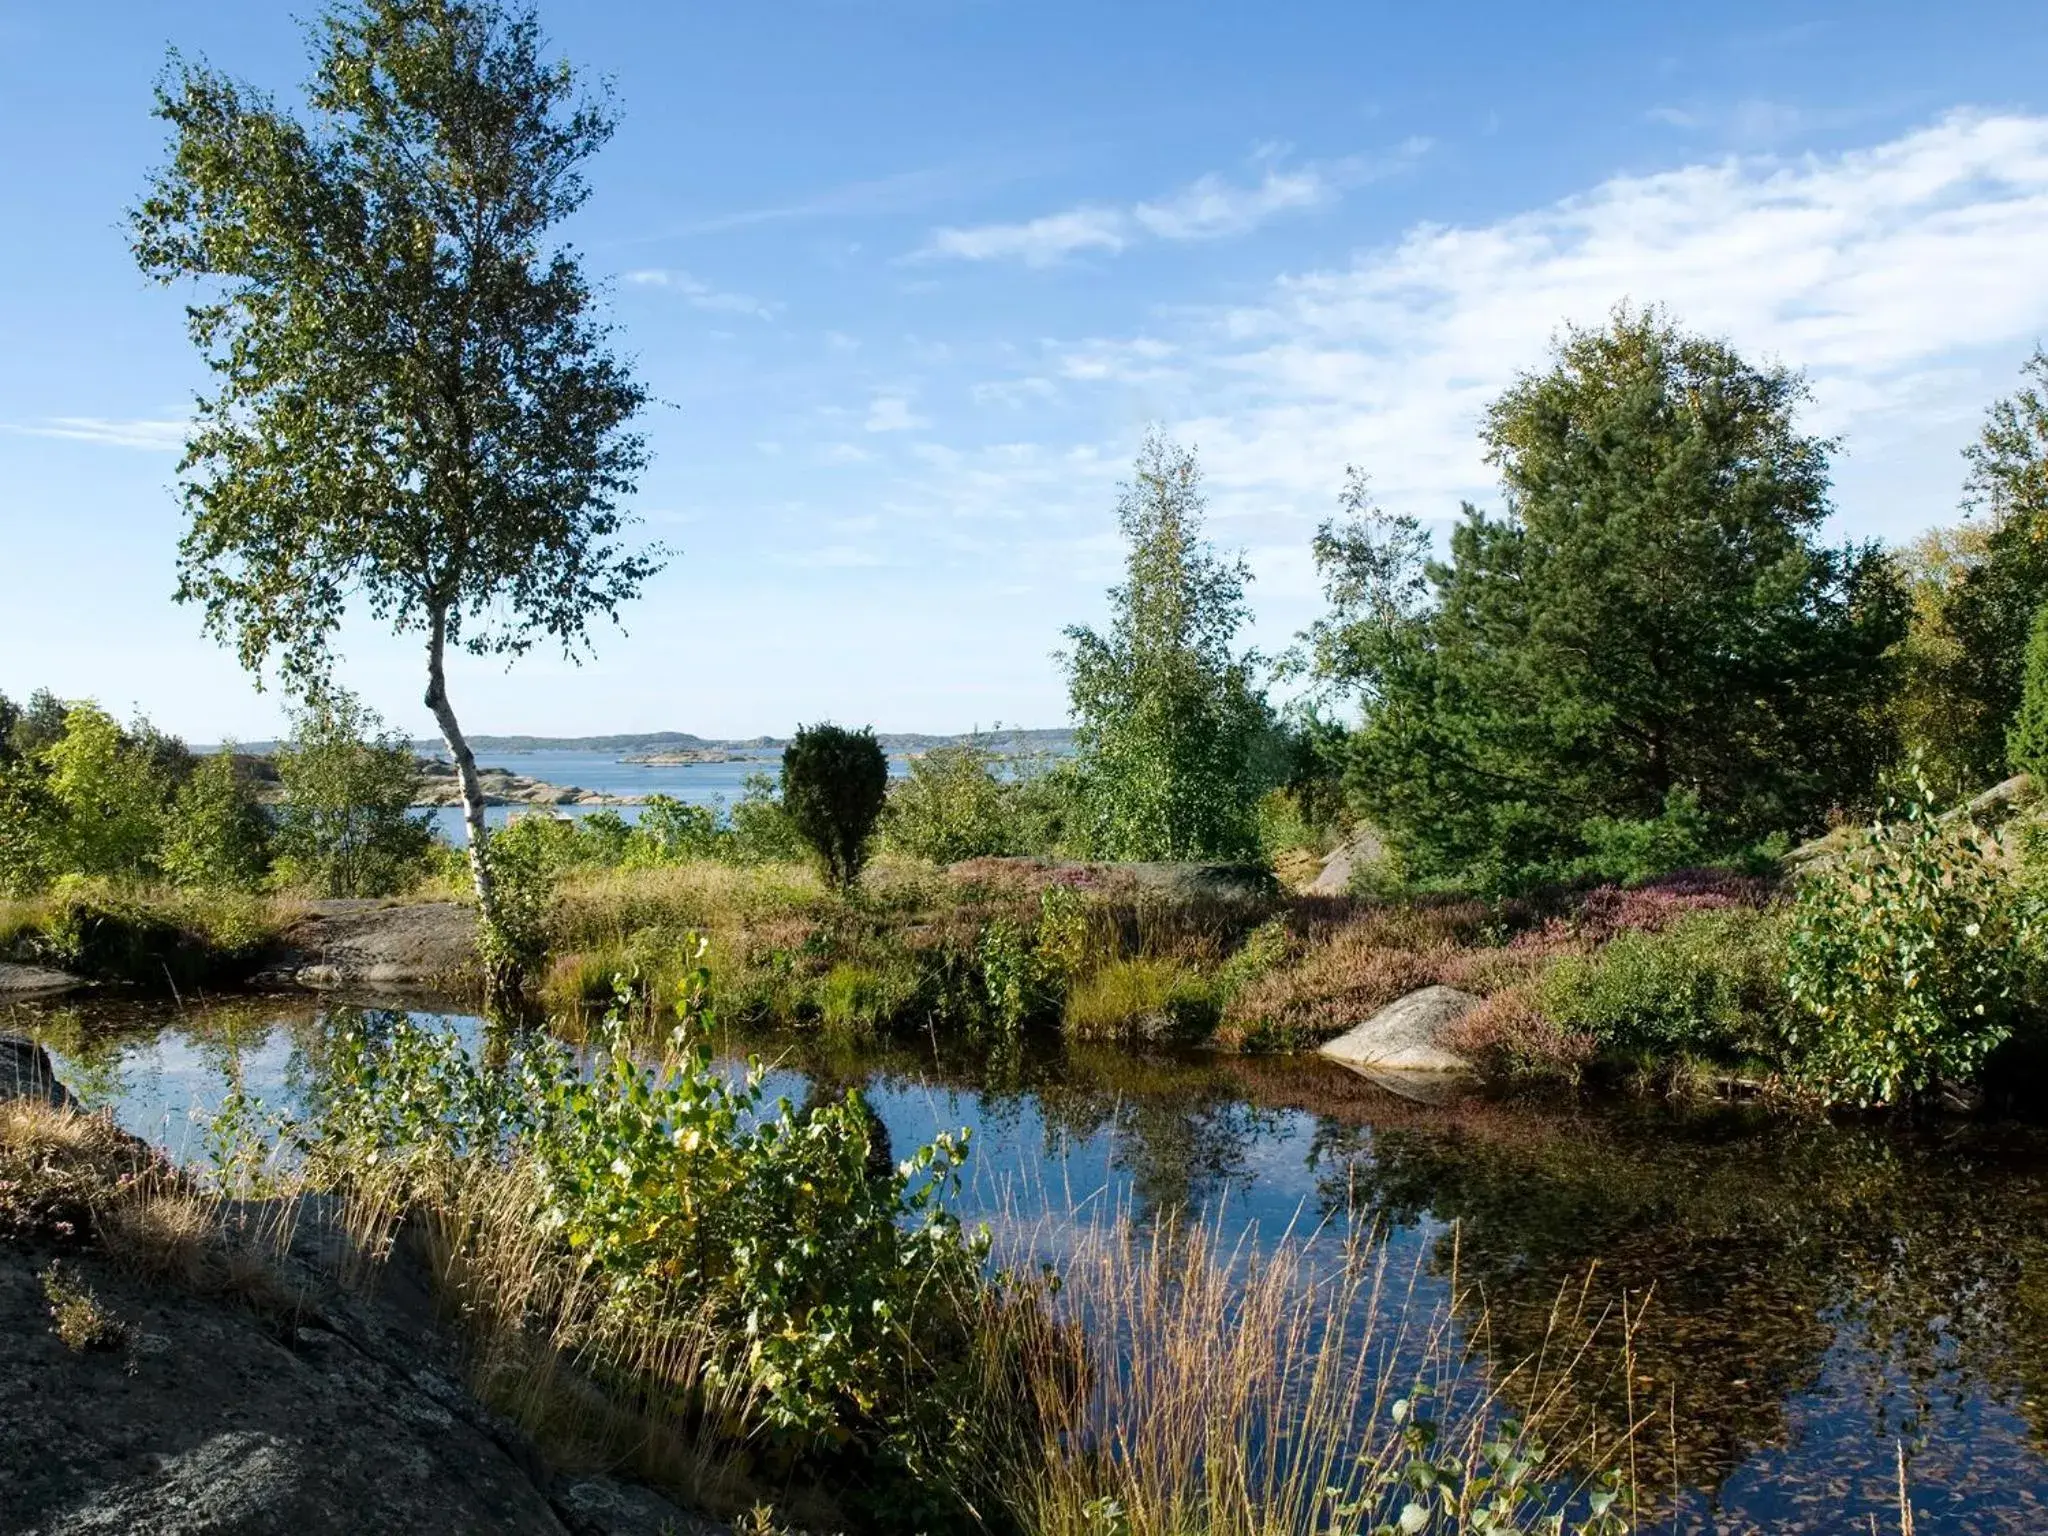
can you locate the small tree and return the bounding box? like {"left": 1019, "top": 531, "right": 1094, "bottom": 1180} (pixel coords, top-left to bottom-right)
{"left": 2009, "top": 602, "right": 2048, "bottom": 781}
{"left": 782, "top": 725, "right": 889, "bottom": 891}
{"left": 132, "top": 0, "right": 658, "bottom": 994}
{"left": 886, "top": 741, "right": 1019, "bottom": 864}
{"left": 162, "top": 749, "right": 274, "bottom": 889}
{"left": 273, "top": 693, "right": 432, "bottom": 897}
{"left": 41, "top": 704, "right": 175, "bottom": 880}
{"left": 1061, "top": 433, "right": 1272, "bottom": 862}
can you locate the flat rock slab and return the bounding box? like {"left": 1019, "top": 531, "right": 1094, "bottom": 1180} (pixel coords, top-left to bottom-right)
{"left": 256, "top": 900, "right": 479, "bottom": 990}
{"left": 1317, "top": 984, "right": 1479, "bottom": 1073}
{"left": 0, "top": 962, "right": 85, "bottom": 997}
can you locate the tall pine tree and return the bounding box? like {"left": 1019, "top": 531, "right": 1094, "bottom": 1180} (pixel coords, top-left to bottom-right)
{"left": 1346, "top": 308, "right": 1905, "bottom": 890}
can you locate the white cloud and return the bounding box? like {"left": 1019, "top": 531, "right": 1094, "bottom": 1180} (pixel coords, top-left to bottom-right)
{"left": 864, "top": 395, "right": 931, "bottom": 433}
{"left": 921, "top": 206, "right": 1128, "bottom": 266}
{"left": 623, "top": 268, "right": 777, "bottom": 319}
{"left": 3, "top": 417, "right": 186, "bottom": 450}
{"left": 1132, "top": 165, "right": 1333, "bottom": 240}
{"left": 1038, "top": 111, "right": 2048, "bottom": 546}
{"left": 917, "top": 145, "right": 1424, "bottom": 266}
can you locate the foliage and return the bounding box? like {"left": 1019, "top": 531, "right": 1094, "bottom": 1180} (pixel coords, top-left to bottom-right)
{"left": 781, "top": 725, "right": 890, "bottom": 890}
{"left": 271, "top": 692, "right": 432, "bottom": 897}
{"left": 161, "top": 749, "right": 273, "bottom": 889}
{"left": 0, "top": 759, "right": 61, "bottom": 896}
{"left": 1293, "top": 466, "right": 1432, "bottom": 708}
{"left": 2009, "top": 601, "right": 2048, "bottom": 781}
{"left": 629, "top": 794, "right": 723, "bottom": 864}
{"left": 39, "top": 704, "right": 178, "bottom": 881}
{"left": 1062, "top": 956, "right": 1219, "bottom": 1040}
{"left": 131, "top": 0, "right": 659, "bottom": 957}
{"left": 1344, "top": 307, "right": 1907, "bottom": 892}
{"left": 1062, "top": 434, "right": 1274, "bottom": 861}
{"left": 732, "top": 771, "right": 807, "bottom": 864}
{"left": 887, "top": 742, "right": 1022, "bottom": 864}
{"left": 1784, "top": 773, "right": 2038, "bottom": 1105}
{"left": 1537, "top": 908, "right": 1789, "bottom": 1060}
{"left": 316, "top": 963, "right": 989, "bottom": 1459}
{"left": 1896, "top": 350, "right": 2048, "bottom": 789}
{"left": 476, "top": 814, "right": 559, "bottom": 987}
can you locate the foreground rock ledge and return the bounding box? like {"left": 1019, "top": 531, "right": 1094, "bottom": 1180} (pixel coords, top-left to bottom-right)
{"left": 1317, "top": 985, "right": 1480, "bottom": 1074}
{"left": 254, "top": 899, "right": 480, "bottom": 991}
{"left": 1, "top": 1060, "right": 723, "bottom": 1535}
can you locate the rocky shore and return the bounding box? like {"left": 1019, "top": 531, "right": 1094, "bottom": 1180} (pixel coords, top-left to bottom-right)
{"left": 410, "top": 759, "right": 640, "bottom": 808}
{"left": 0, "top": 1044, "right": 726, "bottom": 1535}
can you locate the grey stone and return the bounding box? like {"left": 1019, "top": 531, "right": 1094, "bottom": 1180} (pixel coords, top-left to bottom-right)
{"left": 1317, "top": 985, "right": 1479, "bottom": 1073}
{"left": 0, "top": 963, "right": 84, "bottom": 997}
{"left": 0, "top": 1034, "right": 74, "bottom": 1108}
{"left": 553, "top": 1476, "right": 730, "bottom": 1536}
{"left": 253, "top": 900, "right": 479, "bottom": 990}
{"left": 1307, "top": 826, "right": 1388, "bottom": 896}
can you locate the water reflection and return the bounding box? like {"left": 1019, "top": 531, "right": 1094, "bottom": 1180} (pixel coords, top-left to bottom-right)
{"left": 10, "top": 993, "right": 2048, "bottom": 1532}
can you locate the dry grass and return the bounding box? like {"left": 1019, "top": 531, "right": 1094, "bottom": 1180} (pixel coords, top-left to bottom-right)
{"left": 1, "top": 1096, "right": 300, "bottom": 1316}
{"left": 334, "top": 1152, "right": 800, "bottom": 1528}
{"left": 976, "top": 1214, "right": 1641, "bottom": 1536}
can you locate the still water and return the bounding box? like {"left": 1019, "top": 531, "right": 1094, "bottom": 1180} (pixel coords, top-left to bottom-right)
{"left": 418, "top": 749, "right": 916, "bottom": 843}
{"left": 10, "top": 990, "right": 2048, "bottom": 1535}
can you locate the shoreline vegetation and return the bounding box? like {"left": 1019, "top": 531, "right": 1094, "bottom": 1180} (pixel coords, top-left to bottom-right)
{"left": 3, "top": 0, "right": 2047, "bottom": 1526}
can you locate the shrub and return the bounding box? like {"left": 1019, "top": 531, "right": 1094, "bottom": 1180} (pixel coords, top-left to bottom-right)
{"left": 1063, "top": 956, "right": 1219, "bottom": 1040}
{"left": 315, "top": 974, "right": 986, "bottom": 1452}
{"left": 271, "top": 692, "right": 433, "bottom": 897}
{"left": 781, "top": 724, "right": 889, "bottom": 890}
{"left": 40, "top": 703, "right": 174, "bottom": 879}
{"left": 162, "top": 749, "right": 272, "bottom": 889}
{"left": 730, "top": 771, "right": 806, "bottom": 864}
{"left": 885, "top": 742, "right": 1019, "bottom": 864}
{"left": 1785, "top": 775, "right": 2037, "bottom": 1105}
{"left": 626, "top": 795, "right": 722, "bottom": 864}
{"left": 1536, "top": 908, "right": 1788, "bottom": 1060}
{"left": 0, "top": 761, "right": 60, "bottom": 896}
{"left": 2010, "top": 600, "right": 2048, "bottom": 779}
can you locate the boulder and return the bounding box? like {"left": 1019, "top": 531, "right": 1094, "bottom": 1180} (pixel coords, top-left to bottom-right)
{"left": 0, "top": 1034, "right": 74, "bottom": 1108}
{"left": 254, "top": 900, "right": 479, "bottom": 990}
{"left": 0, "top": 963, "right": 84, "bottom": 997}
{"left": 1307, "top": 826, "right": 1387, "bottom": 896}
{"left": 1317, "top": 985, "right": 1479, "bottom": 1073}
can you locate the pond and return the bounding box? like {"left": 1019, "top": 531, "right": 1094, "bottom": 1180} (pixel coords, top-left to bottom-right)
{"left": 9, "top": 989, "right": 2048, "bottom": 1535}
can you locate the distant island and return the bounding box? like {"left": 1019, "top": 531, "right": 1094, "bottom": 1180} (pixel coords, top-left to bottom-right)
{"left": 439, "top": 727, "right": 1075, "bottom": 757}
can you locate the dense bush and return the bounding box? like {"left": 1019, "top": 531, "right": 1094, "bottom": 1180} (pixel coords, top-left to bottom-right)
{"left": 161, "top": 748, "right": 272, "bottom": 888}
{"left": 1537, "top": 908, "right": 1788, "bottom": 1060}
{"left": 1785, "top": 779, "right": 2038, "bottom": 1105}
{"left": 2009, "top": 599, "right": 2048, "bottom": 779}
{"left": 782, "top": 724, "right": 889, "bottom": 890}
{"left": 316, "top": 972, "right": 989, "bottom": 1464}
{"left": 271, "top": 693, "right": 433, "bottom": 897}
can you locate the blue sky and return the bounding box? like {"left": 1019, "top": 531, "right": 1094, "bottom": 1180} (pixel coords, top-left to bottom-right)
{"left": 4, "top": 1, "right": 2048, "bottom": 741}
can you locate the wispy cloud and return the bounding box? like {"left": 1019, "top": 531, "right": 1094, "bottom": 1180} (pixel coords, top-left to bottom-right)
{"left": 623, "top": 268, "right": 778, "bottom": 318}
{"left": 864, "top": 395, "right": 931, "bottom": 433}
{"left": 917, "top": 143, "right": 1427, "bottom": 266}
{"left": 1086, "top": 111, "right": 2048, "bottom": 533}
{"left": 3, "top": 417, "right": 186, "bottom": 451}
{"left": 921, "top": 206, "right": 1129, "bottom": 266}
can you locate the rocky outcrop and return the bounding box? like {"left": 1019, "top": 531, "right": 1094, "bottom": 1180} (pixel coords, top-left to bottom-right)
{"left": 0, "top": 964, "right": 84, "bottom": 998}
{"left": 254, "top": 900, "right": 479, "bottom": 990}
{"left": 0, "top": 1035, "right": 74, "bottom": 1108}
{"left": 1318, "top": 985, "right": 1479, "bottom": 1074}
{"left": 1307, "top": 826, "right": 1388, "bottom": 896}
{"left": 412, "top": 759, "right": 637, "bottom": 808}
{"left": 1, "top": 1060, "right": 726, "bottom": 1535}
